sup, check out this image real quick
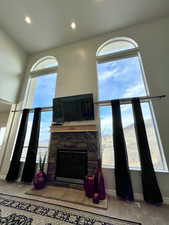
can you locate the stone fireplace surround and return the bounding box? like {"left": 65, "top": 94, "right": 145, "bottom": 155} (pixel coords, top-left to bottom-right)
{"left": 47, "top": 124, "right": 99, "bottom": 188}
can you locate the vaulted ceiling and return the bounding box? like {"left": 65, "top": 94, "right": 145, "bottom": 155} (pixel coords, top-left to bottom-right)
{"left": 0, "top": 0, "right": 169, "bottom": 54}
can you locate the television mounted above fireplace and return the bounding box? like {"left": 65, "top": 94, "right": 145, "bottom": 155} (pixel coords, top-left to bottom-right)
{"left": 53, "top": 93, "right": 94, "bottom": 124}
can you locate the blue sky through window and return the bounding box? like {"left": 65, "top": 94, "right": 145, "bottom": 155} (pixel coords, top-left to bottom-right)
{"left": 98, "top": 56, "right": 148, "bottom": 133}
{"left": 24, "top": 73, "right": 56, "bottom": 150}
{"left": 98, "top": 56, "right": 146, "bottom": 101}
{"left": 32, "top": 73, "right": 56, "bottom": 108}
{"left": 32, "top": 73, "right": 56, "bottom": 143}
{"left": 98, "top": 55, "right": 164, "bottom": 170}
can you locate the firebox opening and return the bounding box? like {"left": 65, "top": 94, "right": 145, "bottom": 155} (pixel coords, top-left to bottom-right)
{"left": 55, "top": 149, "right": 88, "bottom": 183}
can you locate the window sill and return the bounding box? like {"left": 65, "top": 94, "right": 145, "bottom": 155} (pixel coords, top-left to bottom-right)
{"left": 102, "top": 165, "right": 169, "bottom": 173}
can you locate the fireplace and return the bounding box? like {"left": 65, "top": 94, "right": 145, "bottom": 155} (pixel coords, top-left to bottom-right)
{"left": 47, "top": 124, "right": 99, "bottom": 188}
{"left": 56, "top": 149, "right": 88, "bottom": 181}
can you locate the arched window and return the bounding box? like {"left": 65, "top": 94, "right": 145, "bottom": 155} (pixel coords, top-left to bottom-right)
{"left": 97, "top": 37, "right": 138, "bottom": 56}
{"left": 31, "top": 56, "right": 58, "bottom": 72}
{"left": 21, "top": 56, "right": 58, "bottom": 162}
{"left": 27, "top": 56, "right": 58, "bottom": 108}
{"left": 96, "top": 38, "right": 167, "bottom": 171}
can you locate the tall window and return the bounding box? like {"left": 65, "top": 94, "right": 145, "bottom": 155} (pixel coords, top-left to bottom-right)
{"left": 21, "top": 56, "right": 58, "bottom": 162}
{"left": 96, "top": 38, "right": 167, "bottom": 171}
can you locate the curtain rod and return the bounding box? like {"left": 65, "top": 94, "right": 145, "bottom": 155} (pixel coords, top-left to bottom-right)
{"left": 12, "top": 95, "right": 166, "bottom": 113}
{"left": 94, "top": 94, "right": 166, "bottom": 105}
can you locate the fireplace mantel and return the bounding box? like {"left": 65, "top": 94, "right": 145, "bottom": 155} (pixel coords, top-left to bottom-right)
{"left": 50, "top": 124, "right": 97, "bottom": 133}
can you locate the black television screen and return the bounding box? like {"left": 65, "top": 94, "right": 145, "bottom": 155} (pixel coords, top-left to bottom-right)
{"left": 53, "top": 94, "right": 94, "bottom": 123}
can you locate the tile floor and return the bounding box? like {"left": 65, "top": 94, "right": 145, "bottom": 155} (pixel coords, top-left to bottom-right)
{"left": 0, "top": 180, "right": 168, "bottom": 225}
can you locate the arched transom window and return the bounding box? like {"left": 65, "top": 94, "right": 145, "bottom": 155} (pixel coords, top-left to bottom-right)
{"left": 31, "top": 56, "right": 58, "bottom": 72}
{"left": 97, "top": 38, "right": 138, "bottom": 56}
{"left": 96, "top": 37, "right": 167, "bottom": 171}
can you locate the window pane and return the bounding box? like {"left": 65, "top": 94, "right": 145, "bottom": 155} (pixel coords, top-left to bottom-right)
{"left": 100, "top": 106, "right": 114, "bottom": 166}
{"left": 37, "top": 111, "right": 52, "bottom": 163}
{"left": 21, "top": 111, "right": 52, "bottom": 162}
{"left": 98, "top": 56, "right": 146, "bottom": 101}
{"left": 32, "top": 57, "right": 58, "bottom": 71}
{"left": 27, "top": 73, "right": 56, "bottom": 108}
{"left": 121, "top": 104, "right": 140, "bottom": 169}
{"left": 98, "top": 55, "right": 166, "bottom": 170}
{"left": 100, "top": 105, "right": 140, "bottom": 169}
{"left": 98, "top": 40, "right": 135, "bottom": 56}
{"left": 141, "top": 102, "right": 165, "bottom": 170}
{"left": 100, "top": 104, "right": 165, "bottom": 170}
{"left": 22, "top": 71, "right": 56, "bottom": 163}
{"left": 21, "top": 113, "right": 33, "bottom": 162}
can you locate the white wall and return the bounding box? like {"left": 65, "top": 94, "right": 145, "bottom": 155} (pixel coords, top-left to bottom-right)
{"left": 0, "top": 27, "right": 27, "bottom": 177}
{"left": 0, "top": 112, "right": 9, "bottom": 127}
{"left": 0, "top": 27, "right": 27, "bottom": 103}
{"left": 2, "top": 16, "right": 169, "bottom": 198}
{"left": 26, "top": 41, "right": 98, "bottom": 102}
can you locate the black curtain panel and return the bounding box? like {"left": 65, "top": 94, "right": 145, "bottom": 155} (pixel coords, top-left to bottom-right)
{"left": 111, "top": 100, "right": 134, "bottom": 201}
{"left": 21, "top": 108, "right": 41, "bottom": 183}
{"left": 6, "top": 109, "right": 30, "bottom": 182}
{"left": 132, "top": 98, "right": 163, "bottom": 204}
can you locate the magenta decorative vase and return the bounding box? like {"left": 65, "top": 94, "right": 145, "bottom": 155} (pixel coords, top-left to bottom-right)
{"left": 94, "top": 159, "right": 106, "bottom": 200}
{"left": 93, "top": 193, "right": 100, "bottom": 204}
{"left": 84, "top": 175, "right": 95, "bottom": 198}
{"left": 97, "top": 171, "right": 106, "bottom": 200}
{"left": 33, "top": 170, "right": 47, "bottom": 189}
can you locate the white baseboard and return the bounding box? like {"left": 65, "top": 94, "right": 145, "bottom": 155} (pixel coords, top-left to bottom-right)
{"left": 163, "top": 197, "right": 169, "bottom": 204}
{"left": 106, "top": 188, "right": 169, "bottom": 205}
{"left": 0, "top": 175, "right": 6, "bottom": 180}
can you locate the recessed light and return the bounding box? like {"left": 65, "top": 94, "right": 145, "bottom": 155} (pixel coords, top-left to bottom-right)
{"left": 70, "top": 21, "right": 76, "bottom": 30}
{"left": 25, "top": 16, "right": 31, "bottom": 24}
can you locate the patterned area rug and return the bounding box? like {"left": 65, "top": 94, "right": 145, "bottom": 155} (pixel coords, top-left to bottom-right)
{"left": 0, "top": 193, "right": 141, "bottom": 225}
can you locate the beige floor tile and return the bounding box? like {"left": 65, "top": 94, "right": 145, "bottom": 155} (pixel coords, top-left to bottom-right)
{"left": 0, "top": 180, "right": 168, "bottom": 225}
{"left": 27, "top": 185, "right": 108, "bottom": 209}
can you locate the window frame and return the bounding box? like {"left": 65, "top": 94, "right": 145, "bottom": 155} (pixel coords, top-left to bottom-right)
{"left": 31, "top": 56, "right": 58, "bottom": 72}
{"left": 30, "top": 66, "right": 58, "bottom": 78}
{"left": 21, "top": 57, "right": 58, "bottom": 163}
{"left": 96, "top": 47, "right": 139, "bottom": 64}
{"left": 25, "top": 72, "right": 58, "bottom": 108}
{"left": 24, "top": 56, "right": 58, "bottom": 109}
{"left": 96, "top": 39, "right": 168, "bottom": 172}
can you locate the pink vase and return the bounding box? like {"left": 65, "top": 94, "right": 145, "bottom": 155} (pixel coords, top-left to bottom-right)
{"left": 33, "top": 170, "right": 47, "bottom": 189}
{"left": 93, "top": 192, "right": 100, "bottom": 204}
{"left": 94, "top": 159, "right": 106, "bottom": 200}
{"left": 84, "top": 175, "right": 95, "bottom": 198}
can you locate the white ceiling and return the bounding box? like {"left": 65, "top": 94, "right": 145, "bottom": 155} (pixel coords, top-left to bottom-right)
{"left": 0, "top": 0, "right": 169, "bottom": 54}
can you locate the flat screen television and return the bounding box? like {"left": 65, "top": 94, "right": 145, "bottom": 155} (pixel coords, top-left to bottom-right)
{"left": 53, "top": 94, "right": 94, "bottom": 123}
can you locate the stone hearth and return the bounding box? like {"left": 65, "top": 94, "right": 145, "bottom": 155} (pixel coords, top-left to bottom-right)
{"left": 47, "top": 124, "right": 99, "bottom": 188}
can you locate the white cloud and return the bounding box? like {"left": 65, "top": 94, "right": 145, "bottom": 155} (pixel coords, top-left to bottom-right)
{"left": 100, "top": 113, "right": 134, "bottom": 133}
{"left": 98, "top": 70, "right": 115, "bottom": 81}
{"left": 99, "top": 63, "right": 129, "bottom": 81}
{"left": 122, "top": 83, "right": 146, "bottom": 98}
{"left": 98, "top": 63, "right": 132, "bottom": 82}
